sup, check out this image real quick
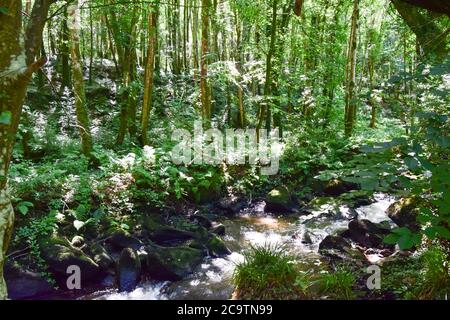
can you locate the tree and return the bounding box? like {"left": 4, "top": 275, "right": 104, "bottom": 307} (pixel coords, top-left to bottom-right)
{"left": 344, "top": 0, "right": 360, "bottom": 137}
{"left": 391, "top": 0, "right": 449, "bottom": 61}
{"left": 140, "top": 2, "right": 159, "bottom": 146}
{"left": 256, "top": 0, "right": 278, "bottom": 137}
{"left": 200, "top": 0, "right": 212, "bottom": 128}
{"left": 0, "top": 0, "right": 55, "bottom": 300}
{"left": 68, "top": 1, "right": 93, "bottom": 157}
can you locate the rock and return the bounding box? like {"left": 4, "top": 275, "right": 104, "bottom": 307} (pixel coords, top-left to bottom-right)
{"left": 87, "top": 243, "right": 115, "bottom": 271}
{"left": 340, "top": 190, "right": 375, "bottom": 208}
{"left": 188, "top": 214, "right": 213, "bottom": 228}
{"left": 321, "top": 179, "right": 359, "bottom": 196}
{"left": 148, "top": 226, "right": 195, "bottom": 245}
{"left": 206, "top": 235, "right": 231, "bottom": 257}
{"left": 117, "top": 248, "right": 141, "bottom": 292}
{"left": 211, "top": 224, "right": 226, "bottom": 236}
{"left": 386, "top": 197, "right": 420, "bottom": 231}
{"left": 71, "top": 236, "right": 85, "bottom": 248}
{"left": 108, "top": 230, "right": 144, "bottom": 251}
{"left": 318, "top": 235, "right": 365, "bottom": 265}
{"left": 4, "top": 262, "right": 54, "bottom": 300}
{"left": 39, "top": 236, "right": 102, "bottom": 283}
{"left": 348, "top": 219, "right": 391, "bottom": 249}
{"left": 217, "top": 197, "right": 246, "bottom": 215}
{"left": 301, "top": 231, "right": 313, "bottom": 244}
{"left": 265, "top": 186, "right": 296, "bottom": 213}
{"left": 146, "top": 244, "right": 204, "bottom": 281}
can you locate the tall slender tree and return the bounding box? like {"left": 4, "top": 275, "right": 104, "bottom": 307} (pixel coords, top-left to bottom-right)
{"left": 68, "top": 1, "right": 93, "bottom": 157}
{"left": 141, "top": 2, "right": 158, "bottom": 146}
{"left": 344, "top": 0, "right": 360, "bottom": 137}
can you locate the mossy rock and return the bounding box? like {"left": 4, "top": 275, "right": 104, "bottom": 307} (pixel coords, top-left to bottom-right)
{"left": 318, "top": 235, "right": 365, "bottom": 266}
{"left": 39, "top": 236, "right": 102, "bottom": 283}
{"left": 146, "top": 244, "right": 204, "bottom": 281}
{"left": 87, "top": 243, "right": 115, "bottom": 271}
{"left": 206, "top": 235, "right": 231, "bottom": 257}
{"left": 107, "top": 229, "right": 144, "bottom": 251}
{"left": 386, "top": 197, "right": 421, "bottom": 231}
{"left": 265, "top": 186, "right": 296, "bottom": 213}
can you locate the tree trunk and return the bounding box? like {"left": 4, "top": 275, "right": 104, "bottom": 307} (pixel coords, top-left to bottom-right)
{"left": 391, "top": 0, "right": 448, "bottom": 61}
{"left": 60, "top": 12, "right": 71, "bottom": 93}
{"left": 344, "top": 0, "right": 359, "bottom": 137}
{"left": 0, "top": 0, "right": 53, "bottom": 299}
{"left": 256, "top": 0, "right": 278, "bottom": 136}
{"left": 201, "top": 0, "right": 211, "bottom": 128}
{"left": 140, "top": 3, "right": 158, "bottom": 146}
{"left": 192, "top": 0, "right": 200, "bottom": 81}
{"left": 68, "top": 1, "right": 93, "bottom": 157}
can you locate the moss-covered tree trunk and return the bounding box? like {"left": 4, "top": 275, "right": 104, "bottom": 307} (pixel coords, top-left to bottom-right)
{"left": 344, "top": 0, "right": 359, "bottom": 137}
{"left": 0, "top": 0, "right": 53, "bottom": 299}
{"left": 201, "top": 0, "right": 212, "bottom": 128}
{"left": 256, "top": 0, "right": 278, "bottom": 137}
{"left": 140, "top": 3, "right": 158, "bottom": 146}
{"left": 68, "top": 1, "right": 93, "bottom": 157}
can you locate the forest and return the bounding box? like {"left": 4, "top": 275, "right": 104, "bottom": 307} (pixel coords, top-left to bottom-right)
{"left": 0, "top": 0, "right": 448, "bottom": 301}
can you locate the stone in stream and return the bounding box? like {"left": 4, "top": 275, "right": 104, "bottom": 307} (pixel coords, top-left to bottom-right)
{"left": 148, "top": 226, "right": 195, "bottom": 245}
{"left": 206, "top": 235, "right": 231, "bottom": 257}
{"left": 211, "top": 224, "right": 226, "bottom": 236}
{"left": 39, "top": 236, "right": 102, "bottom": 284}
{"left": 87, "top": 243, "right": 115, "bottom": 271}
{"left": 386, "top": 197, "right": 421, "bottom": 231}
{"left": 317, "top": 179, "right": 359, "bottom": 196}
{"left": 216, "top": 197, "right": 247, "bottom": 215}
{"left": 146, "top": 244, "right": 204, "bottom": 281}
{"left": 117, "top": 248, "right": 141, "bottom": 292}
{"left": 107, "top": 229, "right": 144, "bottom": 251}
{"left": 4, "top": 262, "right": 54, "bottom": 300}
{"left": 188, "top": 214, "right": 213, "bottom": 228}
{"left": 265, "top": 186, "right": 297, "bottom": 213}
{"left": 318, "top": 235, "right": 365, "bottom": 266}
{"left": 347, "top": 219, "right": 392, "bottom": 249}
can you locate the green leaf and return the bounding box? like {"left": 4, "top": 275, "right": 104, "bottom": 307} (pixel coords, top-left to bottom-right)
{"left": 0, "top": 111, "right": 12, "bottom": 125}
{"left": 383, "top": 233, "right": 399, "bottom": 245}
{"left": 17, "top": 205, "right": 29, "bottom": 215}
{"left": 0, "top": 7, "right": 8, "bottom": 15}
{"left": 404, "top": 156, "right": 420, "bottom": 170}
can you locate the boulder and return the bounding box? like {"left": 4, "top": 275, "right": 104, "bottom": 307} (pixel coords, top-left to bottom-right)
{"left": 146, "top": 244, "right": 204, "bottom": 281}
{"left": 217, "top": 197, "right": 246, "bottom": 215}
{"left": 321, "top": 179, "right": 359, "bottom": 196}
{"left": 117, "top": 248, "right": 141, "bottom": 292}
{"left": 107, "top": 230, "right": 144, "bottom": 251}
{"left": 347, "top": 219, "right": 391, "bottom": 249}
{"left": 386, "top": 197, "right": 420, "bottom": 231}
{"left": 148, "top": 226, "right": 195, "bottom": 245}
{"left": 189, "top": 214, "right": 213, "bottom": 228}
{"left": 211, "top": 224, "right": 226, "bottom": 236}
{"left": 206, "top": 235, "right": 231, "bottom": 257}
{"left": 4, "top": 262, "right": 54, "bottom": 300}
{"left": 39, "top": 236, "right": 102, "bottom": 283}
{"left": 318, "top": 235, "right": 365, "bottom": 265}
{"left": 265, "top": 186, "right": 296, "bottom": 213}
{"left": 87, "top": 243, "right": 115, "bottom": 271}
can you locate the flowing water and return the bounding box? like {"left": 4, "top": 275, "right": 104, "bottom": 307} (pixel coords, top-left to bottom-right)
{"left": 82, "top": 193, "right": 395, "bottom": 300}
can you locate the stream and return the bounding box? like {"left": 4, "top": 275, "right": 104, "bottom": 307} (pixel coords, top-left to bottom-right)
{"left": 80, "top": 193, "right": 395, "bottom": 300}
